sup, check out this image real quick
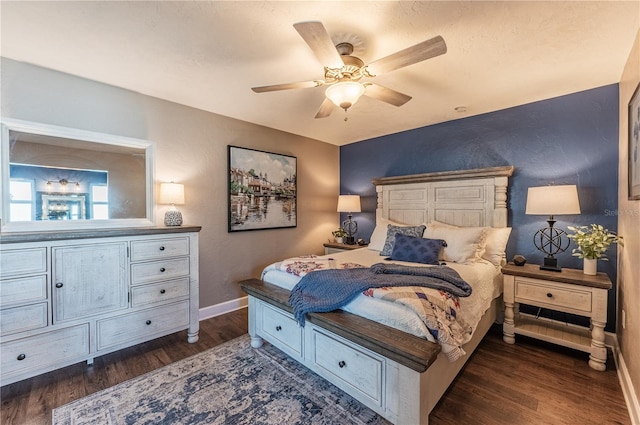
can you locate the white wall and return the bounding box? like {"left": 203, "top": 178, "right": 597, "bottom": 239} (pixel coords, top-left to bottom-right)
{"left": 1, "top": 58, "right": 340, "bottom": 307}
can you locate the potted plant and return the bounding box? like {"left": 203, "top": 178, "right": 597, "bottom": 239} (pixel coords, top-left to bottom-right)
{"left": 332, "top": 228, "right": 347, "bottom": 244}
{"left": 567, "top": 224, "right": 623, "bottom": 275}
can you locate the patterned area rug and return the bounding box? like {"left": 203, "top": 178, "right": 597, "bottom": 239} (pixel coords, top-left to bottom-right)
{"left": 52, "top": 334, "right": 390, "bottom": 424}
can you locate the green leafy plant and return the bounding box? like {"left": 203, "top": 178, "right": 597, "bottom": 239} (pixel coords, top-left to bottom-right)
{"left": 567, "top": 224, "right": 623, "bottom": 260}
{"left": 332, "top": 228, "right": 347, "bottom": 238}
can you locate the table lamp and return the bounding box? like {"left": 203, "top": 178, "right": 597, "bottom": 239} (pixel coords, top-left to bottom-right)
{"left": 337, "top": 195, "right": 361, "bottom": 245}
{"left": 525, "top": 185, "right": 580, "bottom": 271}
{"left": 159, "top": 182, "right": 185, "bottom": 226}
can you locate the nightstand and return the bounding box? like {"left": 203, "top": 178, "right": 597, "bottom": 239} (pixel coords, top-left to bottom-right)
{"left": 501, "top": 263, "right": 612, "bottom": 371}
{"left": 323, "top": 242, "right": 368, "bottom": 255}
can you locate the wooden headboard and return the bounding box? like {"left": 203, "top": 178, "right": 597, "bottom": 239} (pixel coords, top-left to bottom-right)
{"left": 372, "top": 166, "right": 514, "bottom": 228}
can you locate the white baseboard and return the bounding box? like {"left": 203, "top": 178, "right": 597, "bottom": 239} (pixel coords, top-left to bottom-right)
{"left": 199, "top": 296, "right": 248, "bottom": 321}
{"left": 609, "top": 333, "right": 640, "bottom": 425}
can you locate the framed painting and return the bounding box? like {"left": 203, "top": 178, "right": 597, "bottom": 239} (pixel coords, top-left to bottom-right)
{"left": 228, "top": 145, "right": 297, "bottom": 232}
{"left": 630, "top": 82, "right": 640, "bottom": 200}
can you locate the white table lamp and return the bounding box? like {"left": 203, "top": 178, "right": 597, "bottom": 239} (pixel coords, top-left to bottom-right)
{"left": 159, "top": 182, "right": 185, "bottom": 226}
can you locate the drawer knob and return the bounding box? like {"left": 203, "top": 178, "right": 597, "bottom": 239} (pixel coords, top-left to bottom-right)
{"left": 146, "top": 320, "right": 152, "bottom": 325}
{"left": 159, "top": 246, "right": 165, "bottom": 251}
{"left": 546, "top": 293, "right": 553, "bottom": 298}
{"left": 55, "top": 282, "right": 64, "bottom": 288}
{"left": 338, "top": 360, "right": 346, "bottom": 368}
{"left": 160, "top": 267, "right": 166, "bottom": 272}
{"left": 275, "top": 325, "right": 282, "bottom": 331}
{"left": 17, "top": 353, "right": 26, "bottom": 361}
{"left": 160, "top": 289, "right": 166, "bottom": 294}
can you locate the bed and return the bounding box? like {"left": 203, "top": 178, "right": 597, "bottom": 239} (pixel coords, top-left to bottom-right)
{"left": 240, "top": 166, "right": 514, "bottom": 425}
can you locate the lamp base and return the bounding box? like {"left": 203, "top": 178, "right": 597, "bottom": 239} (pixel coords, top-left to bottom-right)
{"left": 343, "top": 236, "right": 355, "bottom": 245}
{"left": 164, "top": 208, "right": 183, "bottom": 226}
{"left": 540, "top": 257, "right": 562, "bottom": 272}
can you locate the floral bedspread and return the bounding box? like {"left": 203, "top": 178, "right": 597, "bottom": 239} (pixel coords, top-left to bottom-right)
{"left": 262, "top": 255, "right": 472, "bottom": 361}
{"left": 261, "top": 255, "right": 364, "bottom": 279}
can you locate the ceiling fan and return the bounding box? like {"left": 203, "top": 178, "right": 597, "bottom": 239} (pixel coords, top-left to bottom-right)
{"left": 251, "top": 21, "right": 447, "bottom": 119}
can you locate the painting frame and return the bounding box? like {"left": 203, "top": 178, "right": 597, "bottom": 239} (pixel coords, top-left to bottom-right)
{"left": 630, "top": 83, "right": 640, "bottom": 200}
{"left": 228, "top": 145, "right": 297, "bottom": 232}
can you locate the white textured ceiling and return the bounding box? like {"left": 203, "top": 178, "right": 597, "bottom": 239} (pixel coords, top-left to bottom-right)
{"left": 1, "top": 1, "right": 639, "bottom": 146}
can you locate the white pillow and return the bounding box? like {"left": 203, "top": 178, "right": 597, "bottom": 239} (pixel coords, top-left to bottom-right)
{"left": 424, "top": 221, "right": 487, "bottom": 264}
{"left": 428, "top": 220, "right": 511, "bottom": 266}
{"left": 482, "top": 227, "right": 512, "bottom": 266}
{"left": 368, "top": 218, "right": 414, "bottom": 251}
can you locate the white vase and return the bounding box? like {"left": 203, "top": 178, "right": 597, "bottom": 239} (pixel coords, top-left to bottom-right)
{"left": 583, "top": 258, "right": 597, "bottom": 275}
{"left": 335, "top": 237, "right": 343, "bottom": 244}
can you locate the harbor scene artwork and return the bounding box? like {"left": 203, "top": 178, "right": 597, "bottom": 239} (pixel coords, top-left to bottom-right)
{"left": 228, "top": 145, "right": 297, "bottom": 232}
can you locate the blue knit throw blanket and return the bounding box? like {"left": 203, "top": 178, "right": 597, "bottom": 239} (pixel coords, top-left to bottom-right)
{"left": 288, "top": 263, "right": 472, "bottom": 325}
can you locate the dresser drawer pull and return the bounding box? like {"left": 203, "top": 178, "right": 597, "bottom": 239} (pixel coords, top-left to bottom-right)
{"left": 160, "top": 289, "right": 166, "bottom": 294}
{"left": 547, "top": 293, "right": 553, "bottom": 298}
{"left": 17, "top": 353, "right": 26, "bottom": 361}
{"left": 55, "top": 282, "right": 64, "bottom": 288}
{"left": 146, "top": 320, "right": 152, "bottom": 325}
{"left": 159, "top": 246, "right": 165, "bottom": 251}
{"left": 338, "top": 360, "right": 346, "bottom": 368}
{"left": 160, "top": 267, "right": 166, "bottom": 272}
{"left": 275, "top": 325, "right": 282, "bottom": 331}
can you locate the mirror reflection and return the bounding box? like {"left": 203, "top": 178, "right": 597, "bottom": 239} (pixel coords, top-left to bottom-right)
{"left": 2, "top": 119, "right": 155, "bottom": 231}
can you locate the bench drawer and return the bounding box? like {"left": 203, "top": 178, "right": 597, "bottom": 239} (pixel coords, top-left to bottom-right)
{"left": 130, "top": 237, "right": 189, "bottom": 262}
{"left": 310, "top": 328, "right": 384, "bottom": 406}
{"left": 259, "top": 302, "right": 303, "bottom": 357}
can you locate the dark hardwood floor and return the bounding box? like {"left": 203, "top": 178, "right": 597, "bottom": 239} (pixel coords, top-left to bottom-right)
{"left": 1, "top": 308, "right": 630, "bottom": 425}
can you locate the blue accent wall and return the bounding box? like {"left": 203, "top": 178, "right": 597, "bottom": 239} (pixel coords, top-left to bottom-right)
{"left": 340, "top": 84, "right": 620, "bottom": 331}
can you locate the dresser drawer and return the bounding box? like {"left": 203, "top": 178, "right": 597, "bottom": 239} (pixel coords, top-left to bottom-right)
{"left": 131, "top": 278, "right": 189, "bottom": 307}
{"left": 1, "top": 324, "right": 89, "bottom": 381}
{"left": 130, "top": 237, "right": 190, "bottom": 262}
{"left": 310, "top": 329, "right": 384, "bottom": 406}
{"left": 0, "top": 248, "right": 47, "bottom": 279}
{"left": 515, "top": 277, "right": 592, "bottom": 314}
{"left": 0, "top": 303, "right": 48, "bottom": 336}
{"left": 96, "top": 300, "right": 189, "bottom": 350}
{"left": 130, "top": 258, "right": 190, "bottom": 285}
{"left": 259, "top": 302, "right": 303, "bottom": 357}
{"left": 0, "top": 275, "right": 47, "bottom": 307}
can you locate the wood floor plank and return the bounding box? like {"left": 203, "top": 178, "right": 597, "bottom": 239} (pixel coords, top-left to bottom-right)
{"left": 0, "top": 309, "right": 630, "bottom": 425}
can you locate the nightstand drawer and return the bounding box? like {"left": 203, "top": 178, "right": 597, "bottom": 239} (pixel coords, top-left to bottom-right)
{"left": 515, "top": 277, "right": 592, "bottom": 313}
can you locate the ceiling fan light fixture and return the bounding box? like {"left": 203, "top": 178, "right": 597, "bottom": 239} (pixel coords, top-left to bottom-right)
{"left": 325, "top": 81, "right": 365, "bottom": 111}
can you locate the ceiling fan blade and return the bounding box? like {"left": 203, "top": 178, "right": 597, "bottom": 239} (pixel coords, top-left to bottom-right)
{"left": 252, "top": 80, "right": 324, "bottom": 93}
{"left": 366, "top": 35, "right": 447, "bottom": 76}
{"left": 315, "top": 97, "right": 334, "bottom": 118}
{"left": 363, "top": 83, "right": 412, "bottom": 106}
{"left": 293, "top": 21, "right": 344, "bottom": 69}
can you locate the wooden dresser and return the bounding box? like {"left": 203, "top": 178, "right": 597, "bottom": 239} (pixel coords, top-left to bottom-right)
{"left": 0, "top": 226, "right": 200, "bottom": 386}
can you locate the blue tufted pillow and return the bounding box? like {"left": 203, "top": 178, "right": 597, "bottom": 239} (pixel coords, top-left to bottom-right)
{"left": 388, "top": 234, "right": 446, "bottom": 265}
{"left": 380, "top": 224, "right": 426, "bottom": 256}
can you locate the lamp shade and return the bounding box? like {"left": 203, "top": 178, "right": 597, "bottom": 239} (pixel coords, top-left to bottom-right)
{"left": 159, "top": 182, "right": 185, "bottom": 205}
{"left": 325, "top": 82, "right": 366, "bottom": 110}
{"left": 337, "top": 195, "right": 361, "bottom": 213}
{"left": 525, "top": 185, "right": 580, "bottom": 215}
